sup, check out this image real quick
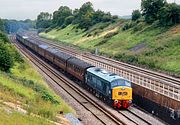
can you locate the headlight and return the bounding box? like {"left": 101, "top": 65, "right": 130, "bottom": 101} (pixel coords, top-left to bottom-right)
{"left": 121, "top": 87, "right": 125, "bottom": 90}
{"left": 115, "top": 100, "right": 118, "bottom": 103}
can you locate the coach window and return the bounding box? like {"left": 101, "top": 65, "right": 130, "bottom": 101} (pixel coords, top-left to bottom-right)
{"left": 92, "top": 76, "right": 96, "bottom": 84}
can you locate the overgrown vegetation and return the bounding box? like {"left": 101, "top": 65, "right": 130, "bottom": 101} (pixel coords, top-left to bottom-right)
{"left": 39, "top": 1, "right": 180, "bottom": 76}
{"left": 0, "top": 21, "right": 22, "bottom": 72}
{"left": 0, "top": 54, "right": 74, "bottom": 124}
{"left": 0, "top": 19, "right": 74, "bottom": 124}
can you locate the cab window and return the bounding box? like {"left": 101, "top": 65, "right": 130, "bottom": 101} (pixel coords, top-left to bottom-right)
{"left": 111, "top": 79, "right": 131, "bottom": 88}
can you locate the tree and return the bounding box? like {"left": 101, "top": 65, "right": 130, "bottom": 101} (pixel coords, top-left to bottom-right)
{"left": 64, "top": 16, "right": 74, "bottom": 26}
{"left": 132, "top": 10, "right": 141, "bottom": 21}
{"left": 36, "top": 12, "right": 52, "bottom": 29}
{"left": 0, "top": 19, "right": 5, "bottom": 32}
{"left": 76, "top": 2, "right": 95, "bottom": 29}
{"left": 0, "top": 43, "right": 13, "bottom": 72}
{"left": 0, "top": 31, "right": 9, "bottom": 43}
{"left": 141, "top": 0, "right": 166, "bottom": 23}
{"left": 158, "top": 3, "right": 180, "bottom": 26}
{"left": 52, "top": 6, "right": 72, "bottom": 27}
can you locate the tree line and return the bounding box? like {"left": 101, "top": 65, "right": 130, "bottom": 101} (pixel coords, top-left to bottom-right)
{"left": 132, "top": 0, "right": 180, "bottom": 26}
{"left": 37, "top": 1, "right": 180, "bottom": 31}
{"left": 36, "top": 2, "right": 118, "bottom": 30}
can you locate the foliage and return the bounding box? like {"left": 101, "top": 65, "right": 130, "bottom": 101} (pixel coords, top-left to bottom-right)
{"left": 40, "top": 20, "right": 180, "bottom": 75}
{"left": 132, "top": 10, "right": 141, "bottom": 21}
{"left": 38, "top": 2, "right": 118, "bottom": 31}
{"left": 0, "top": 31, "right": 9, "bottom": 43}
{"left": 4, "top": 19, "right": 35, "bottom": 33}
{"left": 104, "top": 31, "right": 119, "bottom": 39}
{"left": 0, "top": 19, "right": 5, "bottom": 32}
{"left": 0, "top": 43, "right": 13, "bottom": 72}
{"left": 0, "top": 109, "right": 53, "bottom": 125}
{"left": 64, "top": 16, "right": 74, "bottom": 26}
{"left": 75, "top": 2, "right": 94, "bottom": 30}
{"left": 52, "top": 6, "right": 72, "bottom": 27}
{"left": 0, "top": 32, "right": 23, "bottom": 72}
{"left": 141, "top": 0, "right": 166, "bottom": 23}
{"left": 36, "top": 12, "right": 52, "bottom": 29}
{"left": 158, "top": 3, "right": 180, "bottom": 26}
{"left": 122, "top": 21, "right": 136, "bottom": 31}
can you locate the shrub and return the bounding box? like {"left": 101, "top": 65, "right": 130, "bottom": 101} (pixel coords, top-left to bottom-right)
{"left": 158, "top": 3, "right": 180, "bottom": 26}
{"left": 99, "top": 22, "right": 110, "bottom": 29}
{"left": 64, "top": 16, "right": 74, "bottom": 25}
{"left": 0, "top": 31, "right": 9, "bottom": 43}
{"left": 0, "top": 43, "right": 13, "bottom": 72}
{"left": 132, "top": 22, "right": 145, "bottom": 32}
{"left": 95, "top": 38, "right": 109, "bottom": 46}
{"left": 122, "top": 21, "right": 136, "bottom": 31}
{"left": 104, "top": 31, "right": 119, "bottom": 39}
{"left": 132, "top": 10, "right": 141, "bottom": 21}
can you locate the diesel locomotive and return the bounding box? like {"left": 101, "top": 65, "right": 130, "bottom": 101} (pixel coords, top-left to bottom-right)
{"left": 16, "top": 33, "right": 132, "bottom": 109}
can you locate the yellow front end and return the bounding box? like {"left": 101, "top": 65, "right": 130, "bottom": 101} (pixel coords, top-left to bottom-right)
{"left": 112, "top": 86, "right": 132, "bottom": 101}
{"left": 112, "top": 86, "right": 132, "bottom": 108}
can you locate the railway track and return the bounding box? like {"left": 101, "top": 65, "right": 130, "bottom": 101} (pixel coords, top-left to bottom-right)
{"left": 118, "top": 109, "right": 152, "bottom": 125}
{"left": 10, "top": 35, "right": 161, "bottom": 125}
{"left": 27, "top": 35, "right": 180, "bottom": 103}
{"left": 11, "top": 36, "right": 126, "bottom": 125}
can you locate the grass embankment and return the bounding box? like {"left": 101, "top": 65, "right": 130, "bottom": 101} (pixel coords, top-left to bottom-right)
{"left": 0, "top": 34, "right": 74, "bottom": 124}
{"left": 40, "top": 21, "right": 180, "bottom": 76}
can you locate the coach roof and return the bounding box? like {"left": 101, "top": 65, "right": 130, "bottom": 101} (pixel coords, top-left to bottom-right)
{"left": 67, "top": 57, "right": 93, "bottom": 69}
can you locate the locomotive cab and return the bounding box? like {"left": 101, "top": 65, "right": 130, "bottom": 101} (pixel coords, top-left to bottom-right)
{"left": 111, "top": 79, "right": 132, "bottom": 109}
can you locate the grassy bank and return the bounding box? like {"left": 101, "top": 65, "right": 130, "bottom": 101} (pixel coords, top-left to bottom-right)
{"left": 0, "top": 34, "right": 74, "bottom": 124}
{"left": 40, "top": 21, "right": 180, "bottom": 76}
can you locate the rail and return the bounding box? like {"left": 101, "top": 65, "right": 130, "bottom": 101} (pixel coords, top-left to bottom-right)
{"left": 24, "top": 35, "right": 180, "bottom": 102}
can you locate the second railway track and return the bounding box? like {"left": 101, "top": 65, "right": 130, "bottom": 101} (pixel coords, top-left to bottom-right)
{"left": 30, "top": 35, "right": 180, "bottom": 85}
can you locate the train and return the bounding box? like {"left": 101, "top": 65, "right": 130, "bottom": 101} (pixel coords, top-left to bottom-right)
{"left": 16, "top": 33, "right": 132, "bottom": 109}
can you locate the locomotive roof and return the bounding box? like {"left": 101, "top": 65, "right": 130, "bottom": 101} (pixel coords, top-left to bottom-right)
{"left": 67, "top": 57, "right": 93, "bottom": 70}
{"left": 87, "top": 67, "right": 124, "bottom": 82}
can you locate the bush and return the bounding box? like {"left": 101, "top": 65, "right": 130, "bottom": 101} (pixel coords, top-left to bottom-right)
{"left": 0, "top": 31, "right": 9, "bottom": 43}
{"left": 132, "top": 22, "right": 145, "bottom": 32}
{"left": 99, "top": 22, "right": 110, "bottom": 29}
{"left": 95, "top": 38, "right": 109, "bottom": 46}
{"left": 61, "top": 24, "right": 67, "bottom": 29}
{"left": 158, "top": 3, "right": 180, "bottom": 26}
{"left": 0, "top": 44, "right": 13, "bottom": 72}
{"left": 104, "top": 31, "right": 119, "bottom": 39}
{"left": 64, "top": 16, "right": 74, "bottom": 25}
{"left": 20, "top": 79, "right": 59, "bottom": 104}
{"left": 122, "top": 21, "right": 136, "bottom": 31}
{"left": 132, "top": 10, "right": 141, "bottom": 21}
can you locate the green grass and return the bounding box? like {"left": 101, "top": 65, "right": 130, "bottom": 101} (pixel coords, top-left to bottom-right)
{"left": 0, "top": 109, "right": 52, "bottom": 125}
{"left": 40, "top": 21, "right": 180, "bottom": 75}
{"left": 0, "top": 35, "right": 75, "bottom": 124}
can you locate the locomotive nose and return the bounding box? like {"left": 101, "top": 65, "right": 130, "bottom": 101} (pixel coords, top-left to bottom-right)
{"left": 112, "top": 86, "right": 132, "bottom": 100}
